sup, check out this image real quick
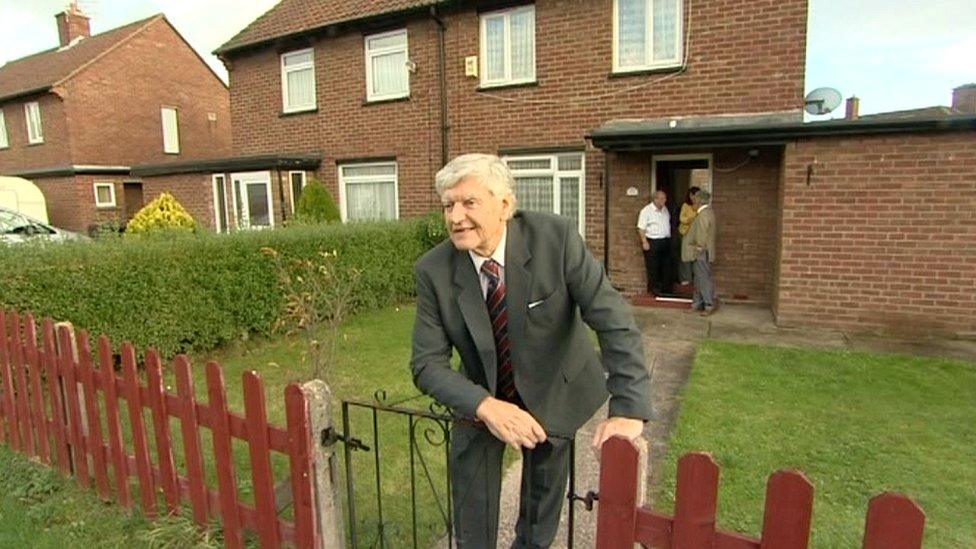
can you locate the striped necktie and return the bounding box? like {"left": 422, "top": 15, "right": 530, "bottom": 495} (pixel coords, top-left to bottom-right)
{"left": 481, "top": 259, "right": 516, "bottom": 400}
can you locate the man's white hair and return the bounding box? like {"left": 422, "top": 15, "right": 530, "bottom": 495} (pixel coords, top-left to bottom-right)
{"left": 434, "top": 153, "right": 516, "bottom": 203}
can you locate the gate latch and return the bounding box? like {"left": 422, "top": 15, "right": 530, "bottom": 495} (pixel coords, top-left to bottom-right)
{"left": 569, "top": 490, "right": 599, "bottom": 511}
{"left": 320, "top": 427, "right": 371, "bottom": 452}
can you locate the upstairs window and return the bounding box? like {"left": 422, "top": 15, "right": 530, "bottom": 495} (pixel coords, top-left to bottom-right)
{"left": 25, "top": 102, "right": 43, "bottom": 144}
{"left": 0, "top": 109, "right": 7, "bottom": 148}
{"left": 281, "top": 48, "right": 316, "bottom": 113}
{"left": 480, "top": 5, "right": 535, "bottom": 87}
{"left": 161, "top": 107, "right": 180, "bottom": 154}
{"left": 613, "top": 0, "right": 682, "bottom": 73}
{"left": 365, "top": 29, "right": 409, "bottom": 101}
{"left": 504, "top": 153, "right": 585, "bottom": 235}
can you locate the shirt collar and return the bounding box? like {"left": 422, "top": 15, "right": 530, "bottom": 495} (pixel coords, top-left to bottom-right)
{"left": 469, "top": 226, "right": 507, "bottom": 272}
{"left": 697, "top": 204, "right": 710, "bottom": 213}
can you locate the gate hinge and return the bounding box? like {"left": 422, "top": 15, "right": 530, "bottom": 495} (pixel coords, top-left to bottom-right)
{"left": 320, "top": 427, "right": 371, "bottom": 451}
{"left": 569, "top": 490, "right": 599, "bottom": 511}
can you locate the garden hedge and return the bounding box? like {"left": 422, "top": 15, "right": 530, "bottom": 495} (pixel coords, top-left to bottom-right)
{"left": 0, "top": 216, "right": 447, "bottom": 357}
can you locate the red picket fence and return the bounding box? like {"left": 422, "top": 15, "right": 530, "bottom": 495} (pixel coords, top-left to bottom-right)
{"left": 595, "top": 436, "right": 926, "bottom": 549}
{"left": 0, "top": 309, "right": 319, "bottom": 548}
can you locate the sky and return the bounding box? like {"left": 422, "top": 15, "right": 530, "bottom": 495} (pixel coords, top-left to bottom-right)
{"left": 1, "top": 0, "right": 974, "bottom": 117}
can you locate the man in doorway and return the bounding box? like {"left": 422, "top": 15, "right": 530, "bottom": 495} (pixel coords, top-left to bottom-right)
{"left": 411, "top": 154, "right": 652, "bottom": 548}
{"left": 682, "top": 190, "right": 717, "bottom": 315}
{"left": 636, "top": 189, "right": 672, "bottom": 295}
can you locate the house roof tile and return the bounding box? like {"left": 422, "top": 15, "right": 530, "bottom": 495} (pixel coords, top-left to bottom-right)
{"left": 0, "top": 14, "right": 161, "bottom": 102}
{"left": 216, "top": 0, "right": 444, "bottom": 55}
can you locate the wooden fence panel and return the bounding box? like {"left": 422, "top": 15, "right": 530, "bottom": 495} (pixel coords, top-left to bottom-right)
{"left": 77, "top": 330, "right": 111, "bottom": 500}
{"left": 146, "top": 348, "right": 180, "bottom": 515}
{"left": 174, "top": 354, "right": 210, "bottom": 526}
{"left": 11, "top": 311, "right": 34, "bottom": 457}
{"left": 99, "top": 335, "right": 131, "bottom": 507}
{"left": 24, "top": 314, "right": 50, "bottom": 464}
{"left": 862, "top": 493, "right": 925, "bottom": 549}
{"left": 43, "top": 319, "right": 71, "bottom": 475}
{"left": 207, "top": 360, "right": 243, "bottom": 548}
{"left": 285, "top": 383, "right": 317, "bottom": 549}
{"left": 595, "top": 436, "right": 640, "bottom": 549}
{"left": 244, "top": 370, "right": 281, "bottom": 547}
{"left": 673, "top": 452, "right": 720, "bottom": 547}
{"left": 121, "top": 342, "right": 157, "bottom": 517}
{"left": 760, "top": 470, "right": 814, "bottom": 549}
{"left": 58, "top": 324, "right": 89, "bottom": 487}
{"left": 0, "top": 310, "right": 11, "bottom": 447}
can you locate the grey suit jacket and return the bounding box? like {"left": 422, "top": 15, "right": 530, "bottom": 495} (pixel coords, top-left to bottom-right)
{"left": 410, "top": 211, "right": 652, "bottom": 438}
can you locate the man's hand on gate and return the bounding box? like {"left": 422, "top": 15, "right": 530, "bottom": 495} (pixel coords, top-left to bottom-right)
{"left": 591, "top": 416, "right": 644, "bottom": 453}
{"left": 475, "top": 397, "right": 547, "bottom": 450}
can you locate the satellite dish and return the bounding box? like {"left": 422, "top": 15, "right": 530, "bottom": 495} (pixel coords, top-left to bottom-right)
{"left": 804, "top": 87, "right": 842, "bottom": 115}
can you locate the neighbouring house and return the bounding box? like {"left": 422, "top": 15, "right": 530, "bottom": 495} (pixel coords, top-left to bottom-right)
{"left": 213, "top": 0, "right": 975, "bottom": 337}
{"left": 0, "top": 5, "right": 231, "bottom": 233}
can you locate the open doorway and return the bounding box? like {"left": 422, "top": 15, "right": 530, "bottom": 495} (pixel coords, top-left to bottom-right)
{"left": 651, "top": 155, "right": 712, "bottom": 299}
{"left": 123, "top": 181, "right": 144, "bottom": 222}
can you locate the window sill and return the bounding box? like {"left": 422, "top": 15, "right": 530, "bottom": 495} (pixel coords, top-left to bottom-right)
{"left": 279, "top": 107, "right": 318, "bottom": 118}
{"left": 95, "top": 205, "right": 119, "bottom": 210}
{"left": 608, "top": 65, "right": 683, "bottom": 79}
{"left": 477, "top": 80, "right": 538, "bottom": 92}
{"left": 363, "top": 95, "right": 410, "bottom": 107}
{"left": 27, "top": 141, "right": 45, "bottom": 146}
{"left": 164, "top": 151, "right": 180, "bottom": 155}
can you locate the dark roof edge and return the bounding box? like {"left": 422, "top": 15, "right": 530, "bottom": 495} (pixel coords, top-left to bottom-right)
{"left": 0, "top": 86, "right": 54, "bottom": 104}
{"left": 214, "top": 2, "right": 450, "bottom": 57}
{"left": 131, "top": 153, "right": 322, "bottom": 177}
{"left": 4, "top": 165, "right": 131, "bottom": 178}
{"left": 587, "top": 115, "right": 976, "bottom": 150}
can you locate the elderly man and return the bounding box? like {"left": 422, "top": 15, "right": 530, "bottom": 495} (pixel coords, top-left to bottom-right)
{"left": 681, "top": 190, "right": 717, "bottom": 315}
{"left": 636, "top": 190, "right": 672, "bottom": 295}
{"left": 411, "top": 154, "right": 652, "bottom": 548}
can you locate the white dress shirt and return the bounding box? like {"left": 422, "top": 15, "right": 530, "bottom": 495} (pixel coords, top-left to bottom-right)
{"left": 469, "top": 227, "right": 507, "bottom": 299}
{"left": 636, "top": 203, "right": 671, "bottom": 239}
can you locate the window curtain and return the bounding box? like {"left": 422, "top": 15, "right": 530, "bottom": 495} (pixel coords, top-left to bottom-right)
{"left": 617, "top": 0, "right": 646, "bottom": 67}
{"left": 484, "top": 17, "right": 506, "bottom": 80}
{"left": 372, "top": 51, "right": 408, "bottom": 96}
{"left": 514, "top": 176, "right": 554, "bottom": 213}
{"left": 347, "top": 181, "right": 396, "bottom": 221}
{"left": 653, "top": 0, "right": 678, "bottom": 60}
{"left": 559, "top": 177, "right": 580, "bottom": 227}
{"left": 510, "top": 10, "right": 534, "bottom": 80}
{"left": 287, "top": 67, "right": 314, "bottom": 107}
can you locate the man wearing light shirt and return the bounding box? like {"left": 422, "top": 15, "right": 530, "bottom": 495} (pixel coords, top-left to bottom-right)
{"left": 636, "top": 190, "right": 672, "bottom": 295}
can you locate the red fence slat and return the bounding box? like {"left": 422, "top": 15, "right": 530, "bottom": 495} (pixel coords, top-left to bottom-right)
{"left": 595, "top": 436, "right": 641, "bottom": 548}
{"left": 207, "top": 360, "right": 243, "bottom": 549}
{"left": 58, "top": 324, "right": 89, "bottom": 487}
{"left": 122, "top": 342, "right": 157, "bottom": 517}
{"left": 23, "top": 314, "right": 51, "bottom": 464}
{"left": 760, "top": 470, "right": 814, "bottom": 549}
{"left": 77, "top": 330, "right": 110, "bottom": 499}
{"left": 243, "top": 371, "right": 280, "bottom": 547}
{"left": 285, "top": 383, "right": 317, "bottom": 549}
{"left": 862, "top": 492, "right": 925, "bottom": 549}
{"left": 0, "top": 310, "right": 11, "bottom": 447}
{"left": 11, "top": 311, "right": 35, "bottom": 457}
{"left": 673, "top": 452, "right": 720, "bottom": 548}
{"left": 174, "top": 355, "right": 209, "bottom": 526}
{"left": 43, "top": 319, "right": 71, "bottom": 475}
{"left": 99, "top": 335, "right": 131, "bottom": 507}
{"left": 146, "top": 348, "right": 180, "bottom": 514}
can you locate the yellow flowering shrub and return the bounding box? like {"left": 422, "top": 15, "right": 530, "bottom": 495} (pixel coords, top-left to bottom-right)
{"left": 127, "top": 192, "right": 197, "bottom": 234}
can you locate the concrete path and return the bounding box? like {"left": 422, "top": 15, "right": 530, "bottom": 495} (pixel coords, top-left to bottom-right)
{"left": 447, "top": 303, "right": 976, "bottom": 548}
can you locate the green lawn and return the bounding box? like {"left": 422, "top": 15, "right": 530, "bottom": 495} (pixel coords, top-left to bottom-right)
{"left": 657, "top": 341, "right": 976, "bottom": 548}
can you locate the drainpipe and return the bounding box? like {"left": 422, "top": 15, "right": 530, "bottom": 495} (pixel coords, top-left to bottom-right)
{"left": 431, "top": 7, "right": 449, "bottom": 167}
{"left": 603, "top": 154, "right": 611, "bottom": 275}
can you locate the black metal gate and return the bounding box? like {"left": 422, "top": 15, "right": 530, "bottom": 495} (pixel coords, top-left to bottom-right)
{"left": 337, "top": 392, "right": 595, "bottom": 548}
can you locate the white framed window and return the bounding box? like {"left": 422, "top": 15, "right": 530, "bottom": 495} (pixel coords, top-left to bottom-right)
{"left": 365, "top": 29, "right": 409, "bottom": 101}
{"left": 504, "top": 153, "right": 586, "bottom": 235}
{"left": 480, "top": 5, "right": 535, "bottom": 88}
{"left": 161, "top": 107, "right": 180, "bottom": 154}
{"left": 231, "top": 171, "right": 274, "bottom": 229}
{"left": 25, "top": 102, "right": 43, "bottom": 144}
{"left": 0, "top": 109, "right": 8, "bottom": 148}
{"left": 288, "top": 171, "right": 308, "bottom": 213}
{"left": 281, "top": 48, "right": 316, "bottom": 113}
{"left": 212, "top": 174, "right": 230, "bottom": 233}
{"left": 339, "top": 162, "right": 398, "bottom": 222}
{"left": 93, "top": 182, "right": 116, "bottom": 208}
{"left": 613, "top": 0, "right": 683, "bottom": 73}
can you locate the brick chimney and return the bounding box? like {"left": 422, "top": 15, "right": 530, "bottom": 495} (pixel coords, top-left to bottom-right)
{"left": 56, "top": 2, "right": 90, "bottom": 47}
{"left": 952, "top": 84, "right": 976, "bottom": 114}
{"left": 845, "top": 96, "right": 859, "bottom": 120}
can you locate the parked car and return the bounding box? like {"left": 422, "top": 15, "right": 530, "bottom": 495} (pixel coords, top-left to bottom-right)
{"left": 0, "top": 206, "right": 88, "bottom": 245}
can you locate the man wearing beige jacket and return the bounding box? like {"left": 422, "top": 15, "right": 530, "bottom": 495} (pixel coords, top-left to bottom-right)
{"left": 681, "top": 190, "right": 717, "bottom": 315}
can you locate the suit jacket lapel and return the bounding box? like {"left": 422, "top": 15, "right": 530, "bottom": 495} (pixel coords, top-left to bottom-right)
{"left": 505, "top": 216, "right": 532, "bottom": 366}
{"left": 453, "top": 249, "right": 497, "bottom": 391}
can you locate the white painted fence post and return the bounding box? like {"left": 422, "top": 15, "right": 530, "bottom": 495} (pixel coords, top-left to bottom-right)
{"left": 302, "top": 379, "right": 345, "bottom": 548}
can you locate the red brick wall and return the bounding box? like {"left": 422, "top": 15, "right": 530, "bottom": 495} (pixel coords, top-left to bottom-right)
{"left": 141, "top": 173, "right": 216, "bottom": 230}
{"left": 777, "top": 131, "right": 976, "bottom": 337}
{"left": 64, "top": 17, "right": 231, "bottom": 166}
{"left": 0, "top": 94, "right": 73, "bottom": 172}
{"left": 32, "top": 175, "right": 127, "bottom": 233}
{"left": 606, "top": 148, "right": 781, "bottom": 300}
{"left": 226, "top": 0, "right": 807, "bottom": 252}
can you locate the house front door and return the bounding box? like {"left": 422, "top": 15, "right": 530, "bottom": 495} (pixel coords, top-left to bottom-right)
{"left": 230, "top": 171, "right": 274, "bottom": 229}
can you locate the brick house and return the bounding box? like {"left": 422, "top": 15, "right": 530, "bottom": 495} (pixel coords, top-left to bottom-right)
{"left": 213, "top": 0, "right": 974, "bottom": 337}
{"left": 0, "top": 6, "right": 231, "bottom": 233}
